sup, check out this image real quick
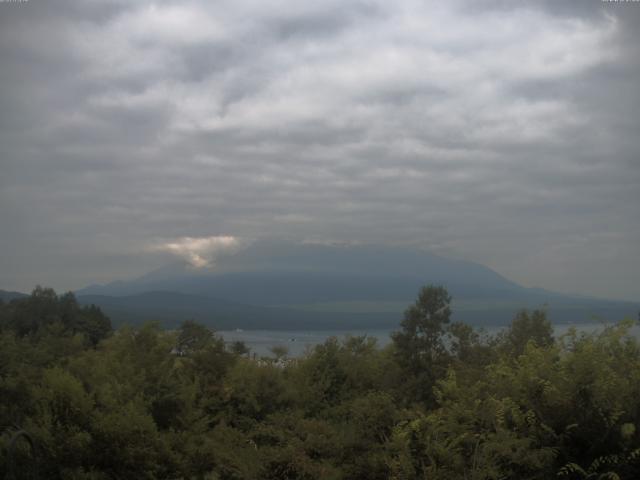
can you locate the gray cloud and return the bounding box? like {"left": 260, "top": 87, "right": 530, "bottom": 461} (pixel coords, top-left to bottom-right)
{"left": 1, "top": 0, "right": 639, "bottom": 300}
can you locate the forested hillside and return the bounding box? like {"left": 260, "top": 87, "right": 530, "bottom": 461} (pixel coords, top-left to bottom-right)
{"left": 1, "top": 287, "right": 639, "bottom": 479}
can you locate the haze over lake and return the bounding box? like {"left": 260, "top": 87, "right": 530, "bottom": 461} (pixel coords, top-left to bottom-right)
{"left": 219, "top": 322, "right": 640, "bottom": 357}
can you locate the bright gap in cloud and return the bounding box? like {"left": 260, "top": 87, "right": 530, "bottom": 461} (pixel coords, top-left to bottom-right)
{"left": 154, "top": 235, "right": 244, "bottom": 268}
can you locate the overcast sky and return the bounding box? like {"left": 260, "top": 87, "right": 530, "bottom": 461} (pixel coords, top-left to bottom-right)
{"left": 1, "top": 0, "right": 639, "bottom": 301}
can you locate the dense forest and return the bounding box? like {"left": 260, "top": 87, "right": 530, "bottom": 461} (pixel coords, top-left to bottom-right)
{"left": 1, "top": 286, "right": 639, "bottom": 479}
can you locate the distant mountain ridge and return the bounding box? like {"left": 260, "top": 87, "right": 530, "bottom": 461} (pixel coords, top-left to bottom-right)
{"left": 77, "top": 242, "right": 521, "bottom": 297}
{"left": 0, "top": 289, "right": 28, "bottom": 302}
{"left": 75, "top": 291, "right": 396, "bottom": 330}
{"left": 72, "top": 242, "right": 639, "bottom": 329}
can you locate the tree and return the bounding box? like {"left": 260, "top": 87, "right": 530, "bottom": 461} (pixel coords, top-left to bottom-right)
{"left": 0, "top": 288, "right": 111, "bottom": 346}
{"left": 76, "top": 304, "right": 112, "bottom": 347}
{"left": 176, "top": 320, "right": 214, "bottom": 356}
{"left": 270, "top": 345, "right": 289, "bottom": 363}
{"left": 391, "top": 285, "right": 452, "bottom": 404}
{"left": 446, "top": 321, "right": 496, "bottom": 373}
{"left": 8, "top": 286, "right": 59, "bottom": 337}
{"left": 230, "top": 340, "right": 250, "bottom": 356}
{"left": 501, "top": 309, "right": 553, "bottom": 357}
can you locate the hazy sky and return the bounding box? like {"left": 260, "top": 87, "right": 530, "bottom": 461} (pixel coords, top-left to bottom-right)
{"left": 1, "top": 0, "right": 639, "bottom": 300}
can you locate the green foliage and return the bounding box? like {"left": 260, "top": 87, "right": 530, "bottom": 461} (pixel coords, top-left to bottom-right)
{"left": 0, "top": 287, "right": 112, "bottom": 346}
{"left": 391, "top": 285, "right": 452, "bottom": 404}
{"left": 176, "top": 320, "right": 215, "bottom": 355}
{"left": 229, "top": 340, "right": 250, "bottom": 356}
{"left": 499, "top": 308, "right": 554, "bottom": 356}
{"left": 1, "top": 286, "right": 639, "bottom": 479}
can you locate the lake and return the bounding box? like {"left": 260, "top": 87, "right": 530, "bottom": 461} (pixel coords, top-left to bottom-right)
{"left": 218, "top": 322, "right": 638, "bottom": 358}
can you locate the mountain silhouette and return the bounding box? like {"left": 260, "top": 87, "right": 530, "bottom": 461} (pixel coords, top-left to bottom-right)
{"left": 71, "top": 242, "right": 639, "bottom": 329}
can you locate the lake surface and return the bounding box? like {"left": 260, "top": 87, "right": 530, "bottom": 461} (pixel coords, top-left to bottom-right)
{"left": 218, "top": 329, "right": 393, "bottom": 357}
{"left": 218, "top": 322, "right": 638, "bottom": 358}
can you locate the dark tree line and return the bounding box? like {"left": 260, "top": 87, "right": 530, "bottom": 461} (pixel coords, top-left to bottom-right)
{"left": 0, "top": 286, "right": 111, "bottom": 346}
{"left": 1, "top": 285, "right": 639, "bottom": 479}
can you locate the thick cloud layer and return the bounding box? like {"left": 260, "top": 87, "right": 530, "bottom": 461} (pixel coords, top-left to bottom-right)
{"left": 1, "top": 0, "right": 639, "bottom": 300}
